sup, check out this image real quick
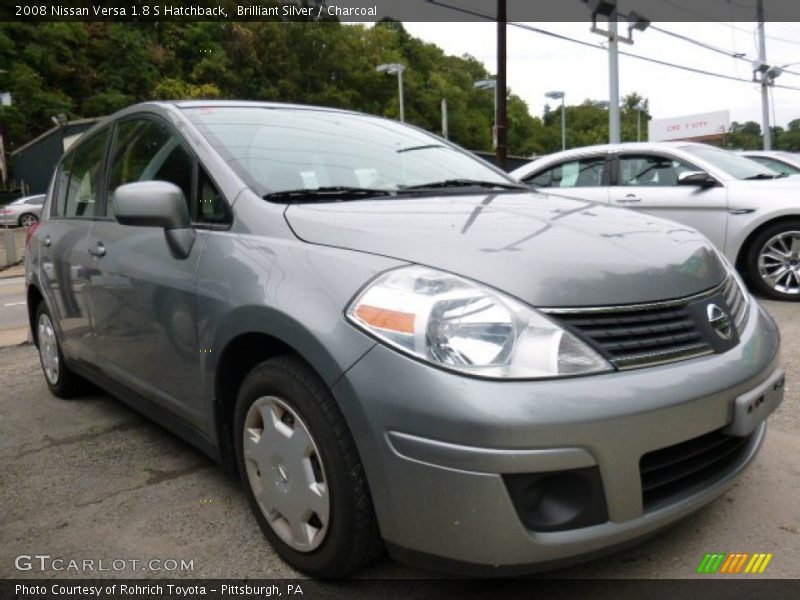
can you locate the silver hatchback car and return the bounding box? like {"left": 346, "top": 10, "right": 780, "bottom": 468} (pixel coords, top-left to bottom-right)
{"left": 26, "top": 102, "right": 784, "bottom": 577}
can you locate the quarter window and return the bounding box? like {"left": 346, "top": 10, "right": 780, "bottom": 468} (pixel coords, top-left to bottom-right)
{"left": 525, "top": 157, "right": 606, "bottom": 188}
{"left": 56, "top": 129, "right": 111, "bottom": 218}
{"left": 106, "top": 119, "right": 193, "bottom": 216}
{"left": 618, "top": 155, "right": 696, "bottom": 187}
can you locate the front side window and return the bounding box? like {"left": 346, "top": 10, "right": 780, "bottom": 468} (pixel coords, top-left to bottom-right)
{"left": 106, "top": 118, "right": 193, "bottom": 216}
{"left": 525, "top": 157, "right": 606, "bottom": 188}
{"left": 183, "top": 106, "right": 513, "bottom": 197}
{"left": 57, "top": 129, "right": 110, "bottom": 218}
{"left": 617, "top": 155, "right": 696, "bottom": 187}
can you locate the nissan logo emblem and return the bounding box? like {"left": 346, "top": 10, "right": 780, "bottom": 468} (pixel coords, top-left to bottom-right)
{"left": 707, "top": 303, "right": 733, "bottom": 340}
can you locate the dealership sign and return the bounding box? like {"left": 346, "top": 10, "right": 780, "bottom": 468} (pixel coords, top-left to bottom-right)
{"left": 648, "top": 110, "right": 730, "bottom": 142}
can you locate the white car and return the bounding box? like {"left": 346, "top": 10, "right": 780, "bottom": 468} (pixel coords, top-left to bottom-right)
{"left": 512, "top": 142, "right": 800, "bottom": 301}
{"left": 0, "top": 194, "right": 45, "bottom": 227}
{"left": 738, "top": 150, "right": 800, "bottom": 177}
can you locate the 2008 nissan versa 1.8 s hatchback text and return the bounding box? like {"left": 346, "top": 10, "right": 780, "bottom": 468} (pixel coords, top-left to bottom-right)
{"left": 26, "top": 101, "right": 784, "bottom": 577}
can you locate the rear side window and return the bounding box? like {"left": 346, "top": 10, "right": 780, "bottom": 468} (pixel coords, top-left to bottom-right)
{"left": 525, "top": 157, "right": 606, "bottom": 188}
{"left": 748, "top": 156, "right": 800, "bottom": 176}
{"left": 56, "top": 129, "right": 110, "bottom": 218}
{"left": 106, "top": 118, "right": 193, "bottom": 216}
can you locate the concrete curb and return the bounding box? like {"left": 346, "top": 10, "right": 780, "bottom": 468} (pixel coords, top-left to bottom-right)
{"left": 0, "top": 262, "right": 24, "bottom": 279}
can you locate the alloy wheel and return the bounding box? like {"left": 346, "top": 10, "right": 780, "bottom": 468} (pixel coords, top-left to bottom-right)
{"left": 757, "top": 231, "right": 800, "bottom": 295}
{"left": 243, "top": 396, "right": 329, "bottom": 552}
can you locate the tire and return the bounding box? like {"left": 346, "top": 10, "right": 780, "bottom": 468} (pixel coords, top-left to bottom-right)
{"left": 34, "top": 302, "right": 89, "bottom": 398}
{"left": 233, "top": 356, "right": 383, "bottom": 578}
{"left": 746, "top": 219, "right": 800, "bottom": 301}
{"left": 19, "top": 213, "right": 38, "bottom": 228}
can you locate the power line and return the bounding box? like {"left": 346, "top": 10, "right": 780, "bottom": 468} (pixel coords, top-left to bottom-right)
{"left": 649, "top": 24, "right": 800, "bottom": 78}
{"left": 649, "top": 24, "right": 751, "bottom": 61}
{"left": 425, "top": 0, "right": 800, "bottom": 92}
{"left": 662, "top": 0, "right": 800, "bottom": 46}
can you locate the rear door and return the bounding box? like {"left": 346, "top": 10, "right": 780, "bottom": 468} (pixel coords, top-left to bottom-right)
{"left": 83, "top": 115, "right": 213, "bottom": 427}
{"left": 608, "top": 152, "right": 729, "bottom": 249}
{"left": 520, "top": 154, "right": 611, "bottom": 205}
{"left": 35, "top": 128, "right": 112, "bottom": 361}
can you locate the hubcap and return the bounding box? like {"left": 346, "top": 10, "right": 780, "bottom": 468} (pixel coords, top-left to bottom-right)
{"left": 21, "top": 214, "right": 37, "bottom": 228}
{"left": 243, "top": 396, "right": 329, "bottom": 552}
{"left": 37, "top": 313, "right": 60, "bottom": 385}
{"left": 758, "top": 231, "right": 800, "bottom": 295}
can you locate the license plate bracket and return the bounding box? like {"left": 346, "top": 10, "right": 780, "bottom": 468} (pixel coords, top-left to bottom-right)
{"left": 723, "top": 368, "right": 786, "bottom": 437}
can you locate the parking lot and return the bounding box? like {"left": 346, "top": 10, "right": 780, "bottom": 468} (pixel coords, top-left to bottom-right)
{"left": 0, "top": 274, "right": 798, "bottom": 578}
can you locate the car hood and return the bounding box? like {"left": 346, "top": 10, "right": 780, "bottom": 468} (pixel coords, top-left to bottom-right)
{"left": 284, "top": 192, "right": 727, "bottom": 307}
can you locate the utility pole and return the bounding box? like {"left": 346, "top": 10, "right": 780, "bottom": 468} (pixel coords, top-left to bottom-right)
{"left": 496, "top": 0, "right": 508, "bottom": 170}
{"left": 757, "top": 0, "right": 771, "bottom": 150}
{"left": 608, "top": 17, "right": 621, "bottom": 144}
{"left": 441, "top": 98, "right": 448, "bottom": 139}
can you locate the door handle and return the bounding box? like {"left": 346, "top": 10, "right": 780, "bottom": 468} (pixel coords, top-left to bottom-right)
{"left": 616, "top": 194, "right": 642, "bottom": 204}
{"left": 88, "top": 242, "right": 106, "bottom": 258}
{"left": 43, "top": 236, "right": 51, "bottom": 247}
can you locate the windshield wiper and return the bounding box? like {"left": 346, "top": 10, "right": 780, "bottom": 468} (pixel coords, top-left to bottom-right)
{"left": 263, "top": 186, "right": 394, "bottom": 201}
{"left": 400, "top": 179, "right": 528, "bottom": 191}
{"left": 744, "top": 173, "right": 781, "bottom": 180}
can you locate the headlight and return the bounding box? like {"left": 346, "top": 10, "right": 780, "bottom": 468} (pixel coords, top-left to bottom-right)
{"left": 346, "top": 266, "right": 613, "bottom": 379}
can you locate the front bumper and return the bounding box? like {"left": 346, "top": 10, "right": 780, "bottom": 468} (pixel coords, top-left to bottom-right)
{"left": 331, "top": 299, "right": 782, "bottom": 571}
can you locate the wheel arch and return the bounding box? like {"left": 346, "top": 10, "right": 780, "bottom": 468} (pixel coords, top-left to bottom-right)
{"left": 735, "top": 214, "right": 800, "bottom": 276}
{"left": 26, "top": 284, "right": 45, "bottom": 347}
{"left": 211, "top": 312, "right": 370, "bottom": 478}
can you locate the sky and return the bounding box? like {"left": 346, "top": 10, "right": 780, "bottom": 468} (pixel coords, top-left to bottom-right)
{"left": 401, "top": 21, "right": 800, "bottom": 130}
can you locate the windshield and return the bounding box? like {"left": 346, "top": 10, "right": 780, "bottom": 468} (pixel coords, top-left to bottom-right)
{"left": 681, "top": 145, "right": 780, "bottom": 180}
{"left": 183, "top": 106, "right": 513, "bottom": 198}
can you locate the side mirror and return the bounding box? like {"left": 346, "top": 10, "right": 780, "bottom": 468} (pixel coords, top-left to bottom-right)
{"left": 113, "top": 181, "right": 195, "bottom": 258}
{"left": 678, "top": 171, "right": 716, "bottom": 187}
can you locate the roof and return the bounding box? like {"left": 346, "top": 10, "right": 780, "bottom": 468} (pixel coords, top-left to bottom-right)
{"left": 10, "top": 118, "right": 103, "bottom": 156}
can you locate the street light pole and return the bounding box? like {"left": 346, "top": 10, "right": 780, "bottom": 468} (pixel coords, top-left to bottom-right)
{"left": 397, "top": 67, "right": 405, "bottom": 123}
{"left": 496, "top": 0, "right": 508, "bottom": 170}
{"left": 376, "top": 63, "right": 406, "bottom": 122}
{"left": 474, "top": 79, "right": 498, "bottom": 148}
{"left": 586, "top": 1, "right": 649, "bottom": 144}
{"left": 545, "top": 91, "right": 566, "bottom": 150}
{"left": 757, "top": 0, "right": 770, "bottom": 150}
{"left": 608, "top": 18, "right": 621, "bottom": 144}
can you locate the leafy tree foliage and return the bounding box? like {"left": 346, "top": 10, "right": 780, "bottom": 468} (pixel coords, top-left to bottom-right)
{"left": 0, "top": 19, "right": 659, "bottom": 158}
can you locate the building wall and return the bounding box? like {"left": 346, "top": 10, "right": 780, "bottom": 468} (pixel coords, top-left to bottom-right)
{"left": 10, "top": 122, "right": 96, "bottom": 195}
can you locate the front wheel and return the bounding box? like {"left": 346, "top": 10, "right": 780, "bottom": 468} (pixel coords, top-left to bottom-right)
{"left": 233, "top": 356, "right": 383, "bottom": 578}
{"left": 747, "top": 221, "right": 800, "bottom": 301}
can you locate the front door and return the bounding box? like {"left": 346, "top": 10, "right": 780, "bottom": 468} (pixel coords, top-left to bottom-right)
{"left": 84, "top": 116, "right": 206, "bottom": 428}
{"left": 608, "top": 153, "right": 729, "bottom": 250}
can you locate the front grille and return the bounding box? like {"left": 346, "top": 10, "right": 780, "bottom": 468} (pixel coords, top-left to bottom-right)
{"left": 552, "top": 303, "right": 713, "bottom": 369}
{"left": 639, "top": 428, "right": 753, "bottom": 511}
{"left": 544, "top": 276, "right": 748, "bottom": 370}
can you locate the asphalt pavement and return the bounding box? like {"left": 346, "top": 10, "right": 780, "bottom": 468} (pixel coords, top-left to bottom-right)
{"left": 0, "top": 274, "right": 797, "bottom": 579}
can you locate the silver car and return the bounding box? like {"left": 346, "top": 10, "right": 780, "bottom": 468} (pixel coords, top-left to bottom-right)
{"left": 512, "top": 142, "right": 800, "bottom": 301}
{"left": 26, "top": 102, "right": 783, "bottom": 577}
{"left": 739, "top": 150, "right": 800, "bottom": 177}
{"left": 1, "top": 194, "right": 45, "bottom": 227}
